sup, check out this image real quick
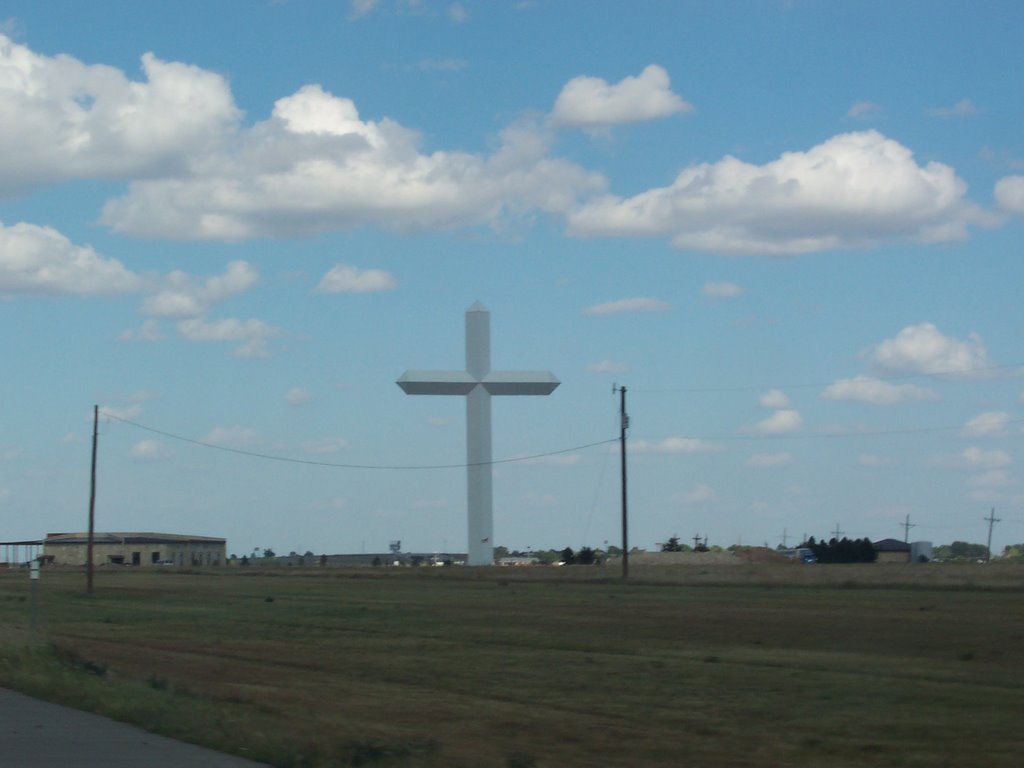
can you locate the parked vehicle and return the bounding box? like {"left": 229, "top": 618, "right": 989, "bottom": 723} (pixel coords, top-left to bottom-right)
{"left": 781, "top": 548, "right": 817, "bottom": 564}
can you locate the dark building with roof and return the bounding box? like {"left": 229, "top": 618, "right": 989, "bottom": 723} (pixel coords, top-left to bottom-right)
{"left": 873, "top": 538, "right": 932, "bottom": 564}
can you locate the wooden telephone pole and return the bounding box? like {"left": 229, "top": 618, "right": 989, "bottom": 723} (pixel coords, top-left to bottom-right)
{"left": 901, "top": 514, "right": 915, "bottom": 543}
{"left": 87, "top": 405, "right": 98, "bottom": 594}
{"left": 984, "top": 508, "right": 1000, "bottom": 562}
{"left": 614, "top": 385, "right": 629, "bottom": 580}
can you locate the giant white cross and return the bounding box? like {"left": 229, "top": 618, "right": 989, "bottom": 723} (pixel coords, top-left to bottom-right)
{"left": 397, "top": 302, "right": 559, "bottom": 566}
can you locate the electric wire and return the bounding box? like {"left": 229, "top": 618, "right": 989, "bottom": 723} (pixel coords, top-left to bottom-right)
{"left": 100, "top": 411, "right": 618, "bottom": 470}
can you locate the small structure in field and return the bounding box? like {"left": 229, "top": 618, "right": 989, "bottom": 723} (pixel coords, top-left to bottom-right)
{"left": 498, "top": 555, "right": 540, "bottom": 567}
{"left": 44, "top": 532, "right": 226, "bottom": 567}
{"left": 873, "top": 538, "right": 911, "bottom": 563}
{"left": 910, "top": 541, "right": 933, "bottom": 562}
{"left": 0, "top": 539, "right": 43, "bottom": 567}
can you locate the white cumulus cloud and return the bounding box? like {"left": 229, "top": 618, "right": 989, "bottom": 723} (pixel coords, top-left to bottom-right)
{"left": 969, "top": 470, "right": 1010, "bottom": 488}
{"left": 871, "top": 322, "right": 989, "bottom": 376}
{"left": 120, "top": 319, "right": 164, "bottom": 342}
{"left": 315, "top": 264, "right": 396, "bottom": 293}
{"left": 130, "top": 439, "right": 170, "bottom": 461}
{"left": 679, "top": 484, "right": 716, "bottom": 504}
{"left": 928, "top": 98, "right": 977, "bottom": 118}
{"left": 758, "top": 389, "right": 790, "bottom": 409}
{"left": 100, "top": 85, "right": 604, "bottom": 240}
{"left": 753, "top": 409, "right": 803, "bottom": 434}
{"left": 448, "top": 3, "right": 467, "bottom": 23}
{"left": 567, "top": 130, "right": 980, "bottom": 255}
{"left": 350, "top": 0, "right": 380, "bottom": 18}
{"left": 962, "top": 446, "right": 1011, "bottom": 469}
{"left": 142, "top": 260, "right": 258, "bottom": 317}
{"left": 847, "top": 101, "right": 880, "bottom": 120}
{"left": 203, "top": 425, "right": 260, "bottom": 447}
{"left": 995, "top": 175, "right": 1024, "bottom": 215}
{"left": 583, "top": 297, "right": 670, "bottom": 316}
{"left": 177, "top": 317, "right": 281, "bottom": 358}
{"left": 631, "top": 437, "right": 719, "bottom": 454}
{"left": 0, "top": 221, "right": 142, "bottom": 297}
{"left": 551, "top": 64, "right": 691, "bottom": 128}
{"left": 821, "top": 375, "right": 938, "bottom": 405}
{"left": 702, "top": 281, "right": 744, "bottom": 299}
{"left": 963, "top": 411, "right": 1011, "bottom": 438}
{"left": 586, "top": 359, "right": 629, "bottom": 374}
{"left": 0, "top": 35, "right": 239, "bottom": 195}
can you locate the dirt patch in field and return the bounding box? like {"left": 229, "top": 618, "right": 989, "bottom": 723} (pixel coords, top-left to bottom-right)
{"left": 611, "top": 547, "right": 791, "bottom": 568}
{"left": 628, "top": 550, "right": 747, "bottom": 566}
{"left": 625, "top": 561, "right": 1024, "bottom": 588}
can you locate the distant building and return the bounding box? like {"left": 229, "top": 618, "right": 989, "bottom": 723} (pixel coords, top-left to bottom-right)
{"left": 43, "top": 532, "right": 226, "bottom": 567}
{"left": 240, "top": 552, "right": 467, "bottom": 568}
{"left": 873, "top": 538, "right": 911, "bottom": 564}
{"left": 0, "top": 539, "right": 43, "bottom": 568}
{"left": 498, "top": 556, "right": 540, "bottom": 567}
{"left": 873, "top": 539, "right": 934, "bottom": 564}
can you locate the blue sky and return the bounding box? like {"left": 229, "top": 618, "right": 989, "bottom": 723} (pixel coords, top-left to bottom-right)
{"left": 3, "top": 1, "right": 1024, "bottom": 557}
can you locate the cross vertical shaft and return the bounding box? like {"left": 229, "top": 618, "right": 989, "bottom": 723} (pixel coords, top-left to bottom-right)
{"left": 397, "top": 303, "right": 559, "bottom": 565}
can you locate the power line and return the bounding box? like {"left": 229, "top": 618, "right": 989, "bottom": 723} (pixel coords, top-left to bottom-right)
{"left": 99, "top": 412, "right": 617, "bottom": 470}
{"left": 652, "top": 418, "right": 1024, "bottom": 443}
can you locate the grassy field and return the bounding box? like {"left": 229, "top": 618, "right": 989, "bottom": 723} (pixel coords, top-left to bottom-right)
{"left": 1, "top": 563, "right": 1023, "bottom": 767}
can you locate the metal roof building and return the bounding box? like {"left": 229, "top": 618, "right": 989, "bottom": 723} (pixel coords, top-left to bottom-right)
{"left": 43, "top": 532, "right": 226, "bottom": 568}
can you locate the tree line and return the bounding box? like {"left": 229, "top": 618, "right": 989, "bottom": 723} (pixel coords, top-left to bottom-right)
{"left": 801, "top": 537, "right": 878, "bottom": 563}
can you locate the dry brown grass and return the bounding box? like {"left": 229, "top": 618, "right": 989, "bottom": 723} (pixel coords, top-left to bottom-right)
{"left": 2, "top": 563, "right": 1023, "bottom": 767}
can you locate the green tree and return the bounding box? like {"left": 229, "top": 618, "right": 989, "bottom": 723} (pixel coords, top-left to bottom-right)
{"left": 660, "top": 536, "right": 683, "bottom": 552}
{"left": 805, "top": 536, "right": 877, "bottom": 563}
{"left": 934, "top": 542, "right": 988, "bottom": 562}
{"left": 1002, "top": 544, "right": 1024, "bottom": 560}
{"left": 576, "top": 546, "right": 596, "bottom": 565}
{"left": 560, "top": 547, "right": 575, "bottom": 565}
{"left": 858, "top": 538, "right": 878, "bottom": 563}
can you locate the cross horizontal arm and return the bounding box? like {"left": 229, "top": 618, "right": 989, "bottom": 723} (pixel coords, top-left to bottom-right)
{"left": 396, "top": 370, "right": 477, "bottom": 396}
{"left": 482, "top": 371, "right": 560, "bottom": 396}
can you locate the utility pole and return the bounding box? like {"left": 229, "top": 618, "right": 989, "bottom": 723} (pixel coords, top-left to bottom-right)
{"left": 984, "top": 508, "right": 1001, "bottom": 562}
{"left": 614, "top": 385, "right": 629, "bottom": 580}
{"left": 29, "top": 560, "right": 40, "bottom": 644}
{"left": 901, "top": 514, "right": 915, "bottom": 544}
{"left": 780, "top": 528, "right": 788, "bottom": 548}
{"left": 87, "top": 404, "right": 98, "bottom": 594}
{"left": 831, "top": 523, "right": 844, "bottom": 541}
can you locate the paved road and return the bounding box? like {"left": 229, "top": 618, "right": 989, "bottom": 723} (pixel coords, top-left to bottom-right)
{"left": 0, "top": 687, "right": 269, "bottom": 767}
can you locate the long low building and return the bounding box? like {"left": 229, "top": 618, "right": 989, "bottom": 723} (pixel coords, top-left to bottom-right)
{"left": 44, "top": 532, "right": 226, "bottom": 567}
